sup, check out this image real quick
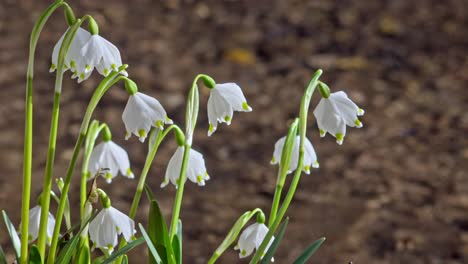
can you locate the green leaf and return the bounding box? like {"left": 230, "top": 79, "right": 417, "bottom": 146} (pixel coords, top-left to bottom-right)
{"left": 2, "top": 210, "right": 21, "bottom": 262}
{"left": 90, "top": 256, "right": 105, "bottom": 264}
{"left": 292, "top": 237, "right": 326, "bottom": 264}
{"left": 139, "top": 223, "right": 162, "bottom": 263}
{"left": 28, "top": 245, "right": 41, "bottom": 264}
{"left": 174, "top": 220, "right": 182, "bottom": 264}
{"left": 148, "top": 200, "right": 174, "bottom": 264}
{"left": 122, "top": 255, "right": 128, "bottom": 264}
{"left": 172, "top": 235, "right": 181, "bottom": 264}
{"left": 55, "top": 234, "right": 80, "bottom": 264}
{"left": 0, "top": 246, "right": 7, "bottom": 264}
{"left": 144, "top": 184, "right": 156, "bottom": 202}
{"left": 208, "top": 209, "right": 263, "bottom": 263}
{"left": 101, "top": 237, "right": 145, "bottom": 264}
{"left": 260, "top": 218, "right": 289, "bottom": 264}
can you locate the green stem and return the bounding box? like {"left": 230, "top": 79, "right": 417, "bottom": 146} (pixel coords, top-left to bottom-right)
{"left": 249, "top": 70, "right": 322, "bottom": 264}
{"left": 268, "top": 119, "right": 299, "bottom": 227}
{"left": 169, "top": 143, "right": 191, "bottom": 239}
{"left": 168, "top": 74, "right": 214, "bottom": 239}
{"left": 19, "top": 1, "right": 69, "bottom": 263}
{"left": 36, "top": 16, "right": 88, "bottom": 259}
{"left": 128, "top": 129, "right": 162, "bottom": 219}
{"left": 47, "top": 67, "right": 127, "bottom": 264}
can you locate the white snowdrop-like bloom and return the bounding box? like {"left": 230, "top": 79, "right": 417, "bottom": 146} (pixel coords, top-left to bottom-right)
{"left": 313, "top": 91, "right": 364, "bottom": 145}
{"left": 89, "top": 206, "right": 136, "bottom": 253}
{"left": 235, "top": 223, "right": 275, "bottom": 261}
{"left": 22, "top": 205, "right": 56, "bottom": 245}
{"left": 122, "top": 92, "right": 172, "bottom": 142}
{"left": 271, "top": 135, "right": 319, "bottom": 174}
{"left": 88, "top": 140, "right": 134, "bottom": 183}
{"left": 80, "top": 34, "right": 126, "bottom": 79}
{"left": 207, "top": 83, "right": 252, "bottom": 136}
{"left": 161, "top": 146, "right": 209, "bottom": 188}
{"left": 50, "top": 27, "right": 91, "bottom": 75}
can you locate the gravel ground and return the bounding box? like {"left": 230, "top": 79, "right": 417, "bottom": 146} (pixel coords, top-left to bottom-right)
{"left": 1, "top": 0, "right": 467, "bottom": 263}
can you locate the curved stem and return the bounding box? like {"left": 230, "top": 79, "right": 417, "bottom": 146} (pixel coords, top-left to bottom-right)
{"left": 169, "top": 143, "right": 191, "bottom": 239}
{"left": 249, "top": 70, "right": 322, "bottom": 264}
{"left": 168, "top": 74, "right": 214, "bottom": 239}
{"left": 47, "top": 66, "right": 127, "bottom": 264}
{"left": 19, "top": 1, "right": 68, "bottom": 263}
{"left": 36, "top": 16, "right": 88, "bottom": 258}
{"left": 128, "top": 129, "right": 162, "bottom": 219}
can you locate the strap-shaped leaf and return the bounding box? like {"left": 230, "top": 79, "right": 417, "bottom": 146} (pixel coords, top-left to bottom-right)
{"left": 101, "top": 237, "right": 145, "bottom": 264}
{"left": 148, "top": 200, "right": 174, "bottom": 264}
{"left": 2, "top": 210, "right": 20, "bottom": 262}
{"left": 174, "top": 220, "right": 182, "bottom": 264}
{"left": 260, "top": 218, "right": 289, "bottom": 264}
{"left": 54, "top": 233, "right": 80, "bottom": 264}
{"left": 292, "top": 237, "right": 326, "bottom": 264}
{"left": 122, "top": 255, "right": 129, "bottom": 264}
{"left": 139, "top": 223, "right": 162, "bottom": 263}
{"left": 0, "top": 246, "right": 6, "bottom": 264}
{"left": 28, "top": 245, "right": 41, "bottom": 264}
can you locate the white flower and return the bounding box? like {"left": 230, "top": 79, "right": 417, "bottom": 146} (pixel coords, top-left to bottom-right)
{"left": 22, "top": 205, "right": 55, "bottom": 245}
{"left": 313, "top": 91, "right": 364, "bottom": 145}
{"left": 80, "top": 34, "right": 126, "bottom": 78}
{"left": 50, "top": 27, "right": 91, "bottom": 75}
{"left": 88, "top": 140, "right": 134, "bottom": 183}
{"left": 161, "top": 146, "right": 209, "bottom": 188}
{"left": 89, "top": 206, "right": 136, "bottom": 253}
{"left": 271, "top": 135, "right": 319, "bottom": 174}
{"left": 122, "top": 92, "right": 172, "bottom": 142}
{"left": 235, "top": 223, "right": 274, "bottom": 261}
{"left": 207, "top": 83, "right": 252, "bottom": 136}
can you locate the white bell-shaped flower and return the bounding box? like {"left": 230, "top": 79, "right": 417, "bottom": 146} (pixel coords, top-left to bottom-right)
{"left": 88, "top": 140, "right": 134, "bottom": 183}
{"left": 122, "top": 92, "right": 172, "bottom": 142}
{"left": 80, "top": 34, "right": 126, "bottom": 78}
{"left": 313, "top": 91, "right": 364, "bottom": 145}
{"left": 50, "top": 27, "right": 91, "bottom": 75}
{"left": 22, "top": 205, "right": 56, "bottom": 245}
{"left": 271, "top": 135, "right": 319, "bottom": 174}
{"left": 89, "top": 206, "right": 136, "bottom": 253}
{"left": 207, "top": 83, "right": 252, "bottom": 136}
{"left": 161, "top": 146, "right": 209, "bottom": 188}
{"left": 235, "top": 223, "right": 274, "bottom": 260}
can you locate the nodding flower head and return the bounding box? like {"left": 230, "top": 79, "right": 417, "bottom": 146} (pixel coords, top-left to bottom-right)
{"left": 161, "top": 146, "right": 209, "bottom": 188}
{"left": 235, "top": 223, "right": 274, "bottom": 261}
{"left": 89, "top": 206, "right": 136, "bottom": 254}
{"left": 80, "top": 34, "right": 127, "bottom": 79}
{"left": 87, "top": 140, "right": 134, "bottom": 183}
{"left": 50, "top": 27, "right": 91, "bottom": 76}
{"left": 207, "top": 83, "right": 252, "bottom": 136}
{"left": 313, "top": 91, "right": 364, "bottom": 145}
{"left": 122, "top": 92, "right": 172, "bottom": 143}
{"left": 271, "top": 135, "right": 319, "bottom": 174}
{"left": 22, "top": 205, "right": 55, "bottom": 245}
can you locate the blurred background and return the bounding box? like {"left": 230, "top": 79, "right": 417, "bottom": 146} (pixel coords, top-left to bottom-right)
{"left": 1, "top": 0, "right": 467, "bottom": 263}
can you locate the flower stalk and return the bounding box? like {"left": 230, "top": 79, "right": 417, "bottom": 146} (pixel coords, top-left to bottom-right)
{"left": 249, "top": 69, "right": 322, "bottom": 264}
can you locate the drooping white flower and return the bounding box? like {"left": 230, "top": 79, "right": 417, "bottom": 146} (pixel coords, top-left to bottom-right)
{"left": 207, "top": 83, "right": 252, "bottom": 136}
{"left": 89, "top": 206, "right": 136, "bottom": 253}
{"left": 88, "top": 140, "right": 134, "bottom": 183}
{"left": 122, "top": 92, "right": 172, "bottom": 142}
{"left": 235, "top": 223, "right": 274, "bottom": 261}
{"left": 271, "top": 135, "right": 319, "bottom": 174}
{"left": 80, "top": 34, "right": 126, "bottom": 78}
{"left": 161, "top": 146, "right": 209, "bottom": 188}
{"left": 313, "top": 91, "right": 364, "bottom": 145}
{"left": 50, "top": 27, "right": 91, "bottom": 75}
{"left": 22, "top": 205, "right": 55, "bottom": 245}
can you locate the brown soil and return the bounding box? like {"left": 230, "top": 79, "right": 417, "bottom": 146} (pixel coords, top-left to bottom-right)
{"left": 1, "top": 0, "right": 467, "bottom": 263}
